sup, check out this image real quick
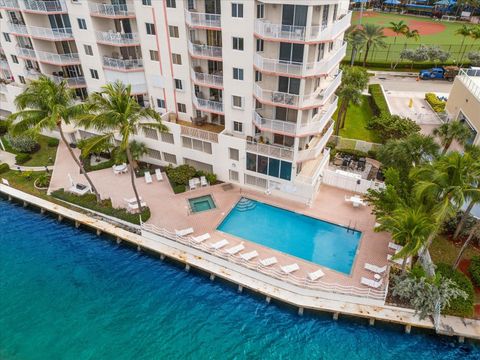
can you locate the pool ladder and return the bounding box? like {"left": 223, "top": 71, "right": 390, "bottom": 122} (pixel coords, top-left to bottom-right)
{"left": 236, "top": 198, "right": 256, "bottom": 212}
{"left": 346, "top": 220, "right": 357, "bottom": 234}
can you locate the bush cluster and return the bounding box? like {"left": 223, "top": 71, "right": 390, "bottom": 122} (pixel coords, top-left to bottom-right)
{"left": 469, "top": 256, "right": 480, "bottom": 288}
{"left": 436, "top": 263, "right": 474, "bottom": 317}
{"left": 0, "top": 123, "right": 7, "bottom": 136}
{"left": 165, "top": 164, "right": 217, "bottom": 194}
{"left": 5, "top": 134, "right": 39, "bottom": 153}
{"left": 367, "top": 113, "right": 420, "bottom": 141}
{"left": 15, "top": 153, "right": 32, "bottom": 164}
{"left": 47, "top": 138, "right": 60, "bottom": 147}
{"left": 425, "top": 93, "right": 446, "bottom": 113}
{"left": 0, "top": 163, "right": 9, "bottom": 174}
{"left": 35, "top": 173, "right": 51, "bottom": 188}
{"left": 368, "top": 84, "right": 390, "bottom": 116}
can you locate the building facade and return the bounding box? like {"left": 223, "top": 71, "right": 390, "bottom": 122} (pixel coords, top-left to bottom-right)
{"left": 0, "top": 0, "right": 351, "bottom": 203}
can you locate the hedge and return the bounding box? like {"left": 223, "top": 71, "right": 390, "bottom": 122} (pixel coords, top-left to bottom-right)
{"left": 47, "top": 138, "right": 60, "bottom": 147}
{"left": 51, "top": 189, "right": 150, "bottom": 225}
{"left": 343, "top": 60, "right": 469, "bottom": 69}
{"left": 82, "top": 157, "right": 115, "bottom": 172}
{"left": 425, "top": 93, "right": 446, "bottom": 113}
{"left": 368, "top": 84, "right": 390, "bottom": 116}
{"left": 469, "top": 256, "right": 480, "bottom": 288}
{"left": 436, "top": 263, "right": 474, "bottom": 317}
{"left": 15, "top": 153, "right": 32, "bottom": 164}
{"left": 0, "top": 163, "right": 9, "bottom": 174}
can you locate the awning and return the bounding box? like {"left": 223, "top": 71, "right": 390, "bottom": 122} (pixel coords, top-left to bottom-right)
{"left": 406, "top": 4, "right": 434, "bottom": 8}
{"left": 384, "top": 0, "right": 401, "bottom": 4}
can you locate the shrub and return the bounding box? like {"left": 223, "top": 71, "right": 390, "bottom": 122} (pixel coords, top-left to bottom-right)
{"left": 206, "top": 172, "right": 217, "bottom": 185}
{"left": 82, "top": 157, "right": 115, "bottom": 173}
{"left": 5, "top": 134, "right": 39, "bottom": 153}
{"left": 425, "top": 93, "right": 446, "bottom": 113}
{"left": 0, "top": 123, "right": 7, "bottom": 136}
{"left": 368, "top": 84, "right": 390, "bottom": 116}
{"left": 436, "top": 263, "right": 474, "bottom": 317}
{"left": 443, "top": 211, "right": 479, "bottom": 240}
{"left": 469, "top": 256, "right": 480, "bottom": 288}
{"left": 21, "top": 170, "right": 33, "bottom": 180}
{"left": 172, "top": 184, "right": 186, "bottom": 194}
{"left": 35, "top": 173, "right": 51, "bottom": 188}
{"left": 15, "top": 153, "right": 32, "bottom": 164}
{"left": 47, "top": 138, "right": 59, "bottom": 147}
{"left": 335, "top": 148, "right": 369, "bottom": 160}
{"left": 0, "top": 163, "right": 9, "bottom": 174}
{"left": 165, "top": 164, "right": 197, "bottom": 186}
{"left": 367, "top": 113, "right": 420, "bottom": 141}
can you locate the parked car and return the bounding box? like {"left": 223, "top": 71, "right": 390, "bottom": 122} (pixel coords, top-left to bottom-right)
{"left": 419, "top": 66, "right": 459, "bottom": 81}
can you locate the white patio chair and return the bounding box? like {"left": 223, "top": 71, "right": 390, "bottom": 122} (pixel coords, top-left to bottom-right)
{"left": 240, "top": 250, "right": 258, "bottom": 261}
{"left": 259, "top": 257, "right": 277, "bottom": 267}
{"left": 189, "top": 178, "right": 197, "bottom": 190}
{"left": 144, "top": 171, "right": 153, "bottom": 184}
{"left": 175, "top": 227, "right": 194, "bottom": 236}
{"left": 200, "top": 176, "right": 208, "bottom": 187}
{"left": 155, "top": 168, "right": 163, "bottom": 181}
{"left": 361, "top": 277, "right": 383, "bottom": 289}
{"left": 225, "top": 243, "right": 244, "bottom": 255}
{"left": 387, "top": 254, "right": 411, "bottom": 266}
{"left": 281, "top": 263, "right": 300, "bottom": 274}
{"left": 192, "top": 233, "right": 210, "bottom": 243}
{"left": 388, "top": 242, "right": 403, "bottom": 252}
{"left": 364, "top": 263, "right": 388, "bottom": 274}
{"left": 308, "top": 269, "right": 325, "bottom": 281}
{"left": 211, "top": 239, "right": 229, "bottom": 250}
{"left": 1, "top": 178, "right": 10, "bottom": 186}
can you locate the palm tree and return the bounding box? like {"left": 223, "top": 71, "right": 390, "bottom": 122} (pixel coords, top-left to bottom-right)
{"left": 456, "top": 25, "right": 472, "bottom": 62}
{"left": 404, "top": 29, "right": 420, "bottom": 46}
{"left": 347, "top": 30, "right": 364, "bottom": 66}
{"left": 387, "top": 21, "right": 408, "bottom": 68}
{"left": 453, "top": 221, "right": 480, "bottom": 270}
{"left": 8, "top": 76, "right": 101, "bottom": 201}
{"left": 78, "top": 81, "right": 167, "bottom": 213}
{"left": 470, "top": 26, "right": 480, "bottom": 44}
{"left": 432, "top": 121, "right": 472, "bottom": 154}
{"left": 113, "top": 140, "right": 148, "bottom": 172}
{"left": 358, "top": 24, "right": 387, "bottom": 67}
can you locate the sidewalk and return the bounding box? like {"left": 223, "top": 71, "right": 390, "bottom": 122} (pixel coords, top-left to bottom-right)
{"left": 0, "top": 150, "right": 54, "bottom": 172}
{"left": 369, "top": 70, "right": 419, "bottom": 78}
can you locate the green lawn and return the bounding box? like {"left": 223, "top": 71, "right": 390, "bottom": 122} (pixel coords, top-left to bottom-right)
{"left": 1, "top": 134, "right": 58, "bottom": 167}
{"left": 334, "top": 95, "right": 381, "bottom": 143}
{"left": 430, "top": 235, "right": 480, "bottom": 266}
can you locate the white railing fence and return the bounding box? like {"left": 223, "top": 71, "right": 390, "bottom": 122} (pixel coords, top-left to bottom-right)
{"left": 329, "top": 135, "right": 382, "bottom": 153}
{"left": 322, "top": 168, "right": 385, "bottom": 194}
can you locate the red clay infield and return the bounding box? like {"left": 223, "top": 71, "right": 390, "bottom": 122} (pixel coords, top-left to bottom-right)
{"left": 382, "top": 20, "right": 446, "bottom": 36}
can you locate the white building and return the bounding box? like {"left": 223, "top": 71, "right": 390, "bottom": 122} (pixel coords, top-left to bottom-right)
{"left": 0, "top": 0, "right": 351, "bottom": 203}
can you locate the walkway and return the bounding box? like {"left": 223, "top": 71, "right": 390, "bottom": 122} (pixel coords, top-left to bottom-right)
{"left": 0, "top": 149, "right": 54, "bottom": 172}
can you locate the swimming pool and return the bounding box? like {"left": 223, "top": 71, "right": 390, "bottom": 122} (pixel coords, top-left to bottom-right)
{"left": 217, "top": 198, "right": 361, "bottom": 274}
{"left": 188, "top": 195, "right": 216, "bottom": 213}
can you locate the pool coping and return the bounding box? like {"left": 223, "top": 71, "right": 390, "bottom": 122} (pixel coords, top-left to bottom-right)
{"left": 186, "top": 193, "right": 218, "bottom": 215}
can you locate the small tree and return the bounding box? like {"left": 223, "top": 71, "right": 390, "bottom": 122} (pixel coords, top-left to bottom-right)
{"left": 467, "top": 51, "right": 480, "bottom": 66}
{"left": 357, "top": 24, "right": 387, "bottom": 67}
{"left": 432, "top": 121, "right": 473, "bottom": 154}
{"left": 426, "top": 46, "right": 450, "bottom": 65}
{"left": 408, "top": 45, "right": 429, "bottom": 70}
{"left": 367, "top": 113, "right": 420, "bottom": 141}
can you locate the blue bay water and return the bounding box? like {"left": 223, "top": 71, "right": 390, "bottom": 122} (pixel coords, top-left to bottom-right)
{"left": 217, "top": 198, "right": 361, "bottom": 274}
{"left": 0, "top": 199, "right": 478, "bottom": 360}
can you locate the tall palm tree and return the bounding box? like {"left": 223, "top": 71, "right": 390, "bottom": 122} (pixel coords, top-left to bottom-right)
{"left": 387, "top": 21, "right": 408, "bottom": 68}
{"left": 433, "top": 121, "right": 472, "bottom": 154}
{"left": 456, "top": 25, "right": 472, "bottom": 62}
{"left": 358, "top": 24, "right": 387, "bottom": 67}
{"left": 78, "top": 81, "right": 167, "bottom": 213}
{"left": 8, "top": 76, "right": 101, "bottom": 201}
{"left": 347, "top": 30, "right": 364, "bottom": 66}
{"left": 453, "top": 221, "right": 480, "bottom": 270}
{"left": 404, "top": 29, "right": 420, "bottom": 46}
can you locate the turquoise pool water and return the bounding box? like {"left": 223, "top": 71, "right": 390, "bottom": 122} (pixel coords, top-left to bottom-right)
{"left": 0, "top": 199, "right": 478, "bottom": 360}
{"left": 217, "top": 198, "right": 361, "bottom": 274}
{"left": 188, "top": 195, "right": 215, "bottom": 213}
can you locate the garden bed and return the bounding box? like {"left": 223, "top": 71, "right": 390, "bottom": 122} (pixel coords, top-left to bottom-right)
{"left": 1, "top": 134, "right": 58, "bottom": 167}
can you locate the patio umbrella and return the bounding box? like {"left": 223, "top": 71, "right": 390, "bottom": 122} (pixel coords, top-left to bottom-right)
{"left": 384, "top": 0, "right": 401, "bottom": 4}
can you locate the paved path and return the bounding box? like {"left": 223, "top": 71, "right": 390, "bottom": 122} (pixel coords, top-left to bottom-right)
{"left": 369, "top": 72, "right": 454, "bottom": 93}
{"left": 0, "top": 150, "right": 54, "bottom": 172}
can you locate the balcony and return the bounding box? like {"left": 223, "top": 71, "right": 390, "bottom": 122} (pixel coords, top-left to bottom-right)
{"left": 17, "top": 46, "right": 37, "bottom": 60}
{"left": 96, "top": 31, "right": 140, "bottom": 46}
{"left": 178, "top": 120, "right": 223, "bottom": 143}
{"left": 310, "top": 12, "right": 352, "bottom": 42}
{"left": 36, "top": 50, "right": 80, "bottom": 65}
{"left": 184, "top": 9, "right": 221, "bottom": 29}
{"left": 9, "top": 23, "right": 73, "bottom": 41}
{"left": 188, "top": 41, "right": 222, "bottom": 60}
{"left": 458, "top": 68, "right": 480, "bottom": 99}
{"left": 0, "top": 0, "right": 19, "bottom": 10}
{"left": 102, "top": 57, "right": 143, "bottom": 71}
{"left": 297, "top": 121, "right": 334, "bottom": 162}
{"left": 22, "top": 0, "right": 67, "bottom": 13}
{"left": 254, "top": 43, "right": 346, "bottom": 77}
{"left": 246, "top": 141, "right": 294, "bottom": 161}
{"left": 295, "top": 148, "right": 330, "bottom": 185}
{"left": 254, "top": 84, "right": 300, "bottom": 108}
{"left": 89, "top": 2, "right": 134, "bottom": 18}
{"left": 301, "top": 71, "right": 342, "bottom": 108}
{"left": 253, "top": 110, "right": 296, "bottom": 136}
{"left": 0, "top": 59, "right": 9, "bottom": 69}
{"left": 190, "top": 68, "right": 223, "bottom": 88}
{"left": 192, "top": 92, "right": 224, "bottom": 114}
{"left": 298, "top": 96, "right": 338, "bottom": 136}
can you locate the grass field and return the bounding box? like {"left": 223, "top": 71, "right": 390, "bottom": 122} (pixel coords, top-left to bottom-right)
{"left": 1, "top": 134, "right": 58, "bottom": 167}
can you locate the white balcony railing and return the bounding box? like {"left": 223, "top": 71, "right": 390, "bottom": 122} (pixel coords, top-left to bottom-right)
{"left": 22, "top": 0, "right": 66, "bottom": 12}
{"left": 9, "top": 23, "right": 73, "bottom": 40}
{"left": 0, "top": 0, "right": 19, "bottom": 9}
{"left": 102, "top": 57, "right": 143, "bottom": 71}
{"left": 458, "top": 68, "right": 480, "bottom": 99}
{"left": 89, "top": 2, "right": 133, "bottom": 17}
{"left": 16, "top": 47, "right": 37, "bottom": 59}
{"left": 253, "top": 110, "right": 297, "bottom": 136}
{"left": 297, "top": 122, "right": 334, "bottom": 162}
{"left": 253, "top": 83, "right": 300, "bottom": 107}
{"left": 96, "top": 31, "right": 139, "bottom": 45}
{"left": 25, "top": 69, "right": 86, "bottom": 87}
{"left": 188, "top": 41, "right": 222, "bottom": 59}
{"left": 36, "top": 50, "right": 80, "bottom": 65}
{"left": 298, "top": 96, "right": 338, "bottom": 136}
{"left": 192, "top": 92, "right": 224, "bottom": 113}
{"left": 310, "top": 12, "right": 352, "bottom": 41}
{"left": 0, "top": 59, "right": 9, "bottom": 69}
{"left": 301, "top": 71, "right": 342, "bottom": 108}
{"left": 246, "top": 141, "right": 294, "bottom": 161}
{"left": 295, "top": 148, "right": 331, "bottom": 185}
{"left": 190, "top": 68, "right": 223, "bottom": 87}
{"left": 184, "top": 9, "right": 221, "bottom": 28}
{"left": 7, "top": 23, "right": 29, "bottom": 35}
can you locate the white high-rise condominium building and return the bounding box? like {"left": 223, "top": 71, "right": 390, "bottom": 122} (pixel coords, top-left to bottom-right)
{"left": 0, "top": 0, "right": 351, "bottom": 203}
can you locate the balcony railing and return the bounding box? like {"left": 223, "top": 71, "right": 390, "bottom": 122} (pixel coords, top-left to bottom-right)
{"left": 301, "top": 71, "right": 342, "bottom": 108}
{"left": 17, "top": 46, "right": 37, "bottom": 60}
{"left": 51, "top": 75, "right": 86, "bottom": 87}
{"left": 190, "top": 68, "right": 223, "bottom": 88}
{"left": 22, "top": 0, "right": 66, "bottom": 13}
{"left": 8, "top": 23, "right": 29, "bottom": 35}
{"left": 102, "top": 57, "right": 143, "bottom": 71}
{"left": 0, "top": 0, "right": 19, "bottom": 9}
{"left": 184, "top": 9, "right": 221, "bottom": 28}
{"left": 246, "top": 141, "right": 294, "bottom": 161}
{"left": 96, "top": 31, "right": 140, "bottom": 45}
{"left": 458, "top": 68, "right": 480, "bottom": 99}
{"left": 297, "top": 122, "right": 334, "bottom": 162}
{"left": 36, "top": 50, "right": 80, "bottom": 65}
{"left": 192, "top": 92, "right": 224, "bottom": 113}
{"left": 188, "top": 41, "right": 222, "bottom": 59}
{"left": 298, "top": 96, "right": 338, "bottom": 136}
{"left": 9, "top": 23, "right": 73, "bottom": 40}
{"left": 0, "top": 59, "right": 9, "bottom": 69}
{"left": 89, "top": 2, "right": 133, "bottom": 17}
{"left": 295, "top": 148, "right": 330, "bottom": 185}
{"left": 253, "top": 83, "right": 300, "bottom": 107}
{"left": 310, "top": 12, "right": 352, "bottom": 41}
{"left": 253, "top": 111, "right": 297, "bottom": 136}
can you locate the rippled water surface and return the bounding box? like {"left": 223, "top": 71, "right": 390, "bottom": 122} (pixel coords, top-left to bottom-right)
{"left": 0, "top": 200, "right": 478, "bottom": 360}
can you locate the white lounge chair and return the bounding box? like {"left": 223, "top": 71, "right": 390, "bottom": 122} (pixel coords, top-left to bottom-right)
{"left": 308, "top": 269, "right": 325, "bottom": 281}
{"left": 124, "top": 196, "right": 143, "bottom": 204}
{"left": 225, "top": 243, "right": 244, "bottom": 255}
{"left": 189, "top": 178, "right": 197, "bottom": 190}
{"left": 1, "top": 178, "right": 10, "bottom": 186}
{"left": 259, "top": 257, "right": 277, "bottom": 267}
{"left": 145, "top": 171, "right": 153, "bottom": 184}
{"left": 281, "top": 263, "right": 300, "bottom": 274}
{"left": 345, "top": 195, "right": 367, "bottom": 208}
{"left": 388, "top": 242, "right": 403, "bottom": 252}
{"left": 240, "top": 250, "right": 258, "bottom": 261}
{"left": 155, "top": 168, "right": 163, "bottom": 181}
{"left": 361, "top": 277, "right": 383, "bottom": 289}
{"left": 211, "top": 239, "right": 229, "bottom": 250}
{"left": 192, "top": 233, "right": 210, "bottom": 243}
{"left": 387, "top": 254, "right": 411, "bottom": 266}
{"left": 175, "top": 227, "right": 194, "bottom": 236}
{"left": 200, "top": 176, "right": 208, "bottom": 187}
{"left": 127, "top": 200, "right": 147, "bottom": 211}
{"left": 364, "top": 263, "right": 388, "bottom": 274}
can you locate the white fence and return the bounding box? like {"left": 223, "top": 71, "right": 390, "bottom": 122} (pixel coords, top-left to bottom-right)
{"left": 322, "top": 168, "right": 385, "bottom": 194}
{"left": 329, "top": 135, "right": 382, "bottom": 153}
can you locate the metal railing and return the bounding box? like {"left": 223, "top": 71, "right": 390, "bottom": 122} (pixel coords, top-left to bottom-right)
{"left": 96, "top": 31, "right": 139, "bottom": 45}
{"left": 36, "top": 50, "right": 80, "bottom": 65}
{"left": 458, "top": 68, "right": 480, "bottom": 99}
{"left": 141, "top": 222, "right": 387, "bottom": 301}
{"left": 51, "top": 75, "right": 86, "bottom": 87}
{"left": 192, "top": 92, "right": 224, "bottom": 113}
{"left": 297, "top": 122, "right": 334, "bottom": 162}
{"left": 188, "top": 41, "right": 222, "bottom": 59}
{"left": 190, "top": 68, "right": 223, "bottom": 87}
{"left": 102, "top": 57, "right": 143, "bottom": 71}
{"left": 184, "top": 9, "right": 221, "bottom": 28}
{"left": 246, "top": 141, "right": 294, "bottom": 161}
{"left": 253, "top": 83, "right": 300, "bottom": 107}
{"left": 16, "top": 46, "right": 37, "bottom": 59}
{"left": 0, "top": 0, "right": 19, "bottom": 9}
{"left": 295, "top": 148, "right": 331, "bottom": 185}
{"left": 22, "top": 0, "right": 66, "bottom": 12}
{"left": 310, "top": 12, "right": 352, "bottom": 41}
{"left": 9, "top": 23, "right": 73, "bottom": 40}
{"left": 0, "top": 59, "right": 9, "bottom": 69}
{"left": 299, "top": 96, "right": 338, "bottom": 136}
{"left": 253, "top": 110, "right": 297, "bottom": 136}
{"left": 89, "top": 2, "right": 133, "bottom": 17}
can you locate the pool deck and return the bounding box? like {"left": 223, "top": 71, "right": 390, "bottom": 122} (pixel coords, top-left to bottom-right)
{"left": 1, "top": 183, "right": 479, "bottom": 342}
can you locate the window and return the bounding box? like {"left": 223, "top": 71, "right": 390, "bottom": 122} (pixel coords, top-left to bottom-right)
{"left": 257, "top": 3, "right": 264, "bottom": 19}
{"left": 246, "top": 153, "right": 292, "bottom": 181}
{"left": 229, "top": 148, "right": 239, "bottom": 161}
{"left": 333, "top": 4, "right": 338, "bottom": 21}
{"left": 3, "top": 33, "right": 11, "bottom": 42}
{"left": 90, "top": 69, "right": 99, "bottom": 79}
{"left": 229, "top": 170, "right": 239, "bottom": 182}
{"left": 282, "top": 5, "right": 307, "bottom": 28}
{"left": 163, "top": 152, "right": 177, "bottom": 164}
{"left": 232, "top": 3, "right": 243, "bottom": 18}
{"left": 147, "top": 148, "right": 162, "bottom": 160}
{"left": 279, "top": 42, "right": 304, "bottom": 63}
{"left": 187, "top": 0, "right": 196, "bottom": 10}
{"left": 182, "top": 136, "right": 212, "bottom": 154}
{"left": 146, "top": 23, "right": 156, "bottom": 35}
{"left": 255, "top": 71, "right": 262, "bottom": 82}
{"left": 177, "top": 103, "right": 186, "bottom": 113}
{"left": 11, "top": 55, "right": 18, "bottom": 64}
{"left": 322, "top": 5, "right": 330, "bottom": 27}
{"left": 232, "top": 37, "right": 244, "bottom": 51}
{"left": 150, "top": 50, "right": 159, "bottom": 61}
{"left": 169, "top": 25, "right": 179, "bottom": 38}
{"left": 157, "top": 98, "right": 165, "bottom": 108}
{"left": 233, "top": 67, "right": 244, "bottom": 80}
{"left": 77, "top": 18, "right": 87, "bottom": 30}
{"left": 233, "top": 121, "right": 243, "bottom": 133}
{"left": 161, "top": 132, "right": 174, "bottom": 144}
{"left": 256, "top": 39, "right": 264, "bottom": 52}
{"left": 317, "top": 43, "right": 325, "bottom": 61}
{"left": 232, "top": 96, "right": 243, "bottom": 109}
{"left": 144, "top": 128, "right": 158, "bottom": 140}
{"left": 84, "top": 44, "right": 93, "bottom": 56}
{"left": 166, "top": 0, "right": 176, "bottom": 8}
{"left": 278, "top": 76, "right": 300, "bottom": 95}
{"left": 172, "top": 53, "right": 182, "bottom": 65}
{"left": 174, "top": 79, "right": 183, "bottom": 90}
{"left": 329, "top": 42, "right": 334, "bottom": 51}
{"left": 18, "top": 75, "right": 25, "bottom": 84}
{"left": 142, "top": 0, "right": 151, "bottom": 5}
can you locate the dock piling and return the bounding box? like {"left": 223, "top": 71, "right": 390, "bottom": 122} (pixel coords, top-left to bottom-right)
{"left": 265, "top": 296, "right": 271, "bottom": 304}
{"left": 185, "top": 264, "right": 190, "bottom": 272}
{"left": 369, "top": 318, "right": 375, "bottom": 326}
{"left": 210, "top": 274, "right": 215, "bottom": 281}
{"left": 405, "top": 324, "right": 411, "bottom": 334}
{"left": 298, "top": 307, "right": 304, "bottom": 316}
{"left": 237, "top": 285, "right": 243, "bottom": 293}
{"left": 333, "top": 312, "right": 339, "bottom": 321}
